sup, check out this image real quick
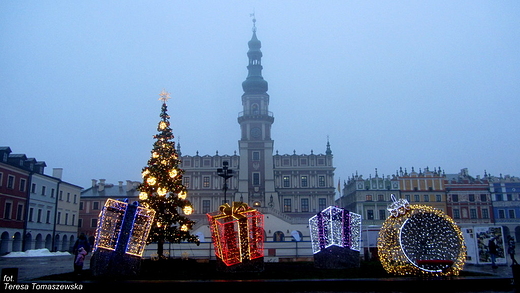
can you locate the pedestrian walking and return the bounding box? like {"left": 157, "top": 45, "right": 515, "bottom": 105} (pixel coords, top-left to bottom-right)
{"left": 508, "top": 236, "right": 518, "bottom": 266}
{"left": 72, "top": 233, "right": 91, "bottom": 274}
{"left": 489, "top": 236, "right": 498, "bottom": 269}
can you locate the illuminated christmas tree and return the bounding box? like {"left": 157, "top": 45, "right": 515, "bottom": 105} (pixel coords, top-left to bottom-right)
{"left": 138, "top": 89, "right": 199, "bottom": 259}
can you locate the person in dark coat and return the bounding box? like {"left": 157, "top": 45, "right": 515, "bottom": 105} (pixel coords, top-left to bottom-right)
{"left": 489, "top": 237, "right": 498, "bottom": 269}
{"left": 508, "top": 236, "right": 518, "bottom": 266}
{"left": 72, "top": 234, "right": 91, "bottom": 274}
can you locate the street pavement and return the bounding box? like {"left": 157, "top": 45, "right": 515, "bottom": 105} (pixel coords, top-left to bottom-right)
{"left": 0, "top": 254, "right": 91, "bottom": 282}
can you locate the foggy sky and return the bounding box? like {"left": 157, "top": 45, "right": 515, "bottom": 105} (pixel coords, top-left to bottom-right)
{"left": 1, "top": 1, "right": 519, "bottom": 189}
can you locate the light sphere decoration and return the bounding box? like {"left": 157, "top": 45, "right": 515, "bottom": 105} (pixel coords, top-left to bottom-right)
{"left": 309, "top": 206, "right": 362, "bottom": 254}
{"left": 378, "top": 195, "right": 466, "bottom": 276}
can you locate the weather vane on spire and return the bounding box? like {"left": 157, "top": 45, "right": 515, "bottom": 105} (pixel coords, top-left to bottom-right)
{"left": 159, "top": 89, "right": 171, "bottom": 103}
{"left": 250, "top": 11, "right": 256, "bottom": 32}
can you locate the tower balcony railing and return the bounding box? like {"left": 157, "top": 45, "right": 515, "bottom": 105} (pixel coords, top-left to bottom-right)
{"left": 238, "top": 110, "right": 274, "bottom": 124}
{"left": 238, "top": 110, "right": 274, "bottom": 118}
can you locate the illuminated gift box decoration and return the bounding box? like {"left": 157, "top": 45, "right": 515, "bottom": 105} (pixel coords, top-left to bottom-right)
{"left": 93, "top": 198, "right": 155, "bottom": 257}
{"left": 378, "top": 195, "right": 466, "bottom": 276}
{"left": 309, "top": 206, "right": 362, "bottom": 254}
{"left": 207, "top": 202, "right": 264, "bottom": 266}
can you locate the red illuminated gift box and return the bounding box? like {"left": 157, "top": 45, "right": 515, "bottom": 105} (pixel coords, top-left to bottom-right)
{"left": 207, "top": 202, "right": 264, "bottom": 266}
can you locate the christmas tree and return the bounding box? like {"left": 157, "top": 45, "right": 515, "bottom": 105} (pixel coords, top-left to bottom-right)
{"left": 138, "top": 89, "right": 199, "bottom": 259}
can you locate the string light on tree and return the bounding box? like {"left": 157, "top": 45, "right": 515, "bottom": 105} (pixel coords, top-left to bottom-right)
{"left": 377, "top": 195, "right": 466, "bottom": 276}
{"left": 137, "top": 89, "right": 199, "bottom": 259}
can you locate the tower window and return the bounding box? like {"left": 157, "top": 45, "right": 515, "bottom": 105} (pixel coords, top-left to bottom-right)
{"left": 252, "top": 151, "right": 260, "bottom": 161}
{"left": 301, "top": 176, "right": 308, "bottom": 187}
{"left": 253, "top": 173, "right": 260, "bottom": 186}
{"left": 283, "top": 176, "right": 290, "bottom": 187}
{"left": 318, "top": 176, "right": 325, "bottom": 187}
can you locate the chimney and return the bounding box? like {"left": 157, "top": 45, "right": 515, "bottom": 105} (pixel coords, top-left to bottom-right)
{"left": 98, "top": 179, "right": 106, "bottom": 192}
{"left": 126, "top": 180, "right": 133, "bottom": 192}
{"left": 91, "top": 179, "right": 98, "bottom": 188}
{"left": 118, "top": 181, "right": 123, "bottom": 188}
{"left": 52, "top": 168, "right": 63, "bottom": 179}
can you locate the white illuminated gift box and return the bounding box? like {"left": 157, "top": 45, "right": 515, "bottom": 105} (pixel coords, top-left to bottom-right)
{"left": 309, "top": 206, "right": 362, "bottom": 254}
{"left": 93, "top": 199, "right": 155, "bottom": 257}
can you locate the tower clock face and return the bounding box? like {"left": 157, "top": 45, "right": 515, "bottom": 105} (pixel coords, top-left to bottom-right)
{"left": 250, "top": 127, "right": 261, "bottom": 139}
{"left": 399, "top": 211, "right": 462, "bottom": 272}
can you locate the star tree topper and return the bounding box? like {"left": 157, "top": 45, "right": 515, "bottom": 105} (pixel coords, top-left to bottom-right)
{"left": 159, "top": 89, "right": 171, "bottom": 103}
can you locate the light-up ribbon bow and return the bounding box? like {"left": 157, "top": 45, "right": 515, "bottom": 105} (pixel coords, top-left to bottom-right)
{"left": 217, "top": 201, "right": 256, "bottom": 220}
{"left": 387, "top": 194, "right": 410, "bottom": 217}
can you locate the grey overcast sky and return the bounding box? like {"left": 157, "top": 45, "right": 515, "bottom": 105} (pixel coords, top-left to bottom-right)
{"left": 1, "top": 1, "right": 519, "bottom": 189}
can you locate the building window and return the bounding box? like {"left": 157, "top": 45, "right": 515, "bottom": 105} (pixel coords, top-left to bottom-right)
{"left": 74, "top": 194, "right": 77, "bottom": 204}
{"left": 452, "top": 194, "right": 459, "bottom": 202}
{"left": 0, "top": 173, "right": 2, "bottom": 186}
{"left": 414, "top": 194, "right": 420, "bottom": 202}
{"left": 453, "top": 209, "right": 460, "bottom": 219}
{"left": 16, "top": 205, "right": 23, "bottom": 221}
{"left": 498, "top": 210, "right": 505, "bottom": 219}
{"left": 31, "top": 183, "right": 36, "bottom": 193}
{"left": 252, "top": 151, "right": 260, "bottom": 161}
{"left": 318, "top": 176, "right": 325, "bottom": 187}
{"left": 37, "top": 209, "right": 42, "bottom": 223}
{"left": 301, "top": 198, "right": 309, "bottom": 212}
{"left": 57, "top": 212, "right": 61, "bottom": 224}
{"left": 470, "top": 209, "right": 477, "bottom": 219}
{"left": 482, "top": 209, "right": 489, "bottom": 219}
{"left": 28, "top": 208, "right": 34, "bottom": 222}
{"left": 436, "top": 194, "right": 442, "bottom": 202}
{"left": 366, "top": 195, "right": 373, "bottom": 201}
{"left": 67, "top": 193, "right": 70, "bottom": 202}
{"left": 469, "top": 194, "right": 475, "bottom": 202}
{"left": 379, "top": 209, "right": 386, "bottom": 220}
{"left": 405, "top": 194, "right": 411, "bottom": 202}
{"left": 46, "top": 210, "right": 51, "bottom": 224}
{"left": 4, "top": 202, "right": 12, "bottom": 219}
{"left": 253, "top": 173, "right": 260, "bottom": 186}
{"left": 284, "top": 199, "right": 292, "bottom": 212}
{"left": 423, "top": 195, "right": 429, "bottom": 202}
{"left": 183, "top": 177, "right": 190, "bottom": 188}
{"left": 318, "top": 198, "right": 326, "bottom": 211}
{"left": 367, "top": 210, "right": 374, "bottom": 220}
{"left": 7, "top": 175, "right": 14, "bottom": 189}
{"left": 496, "top": 194, "right": 503, "bottom": 201}
{"left": 93, "top": 202, "right": 99, "bottom": 210}
{"left": 41, "top": 186, "right": 46, "bottom": 196}
{"left": 507, "top": 194, "right": 513, "bottom": 201}
{"left": 378, "top": 194, "right": 384, "bottom": 201}
{"left": 51, "top": 188, "right": 55, "bottom": 198}
{"left": 202, "top": 200, "right": 210, "bottom": 214}
{"left": 301, "top": 176, "right": 308, "bottom": 187}
{"left": 203, "top": 176, "right": 210, "bottom": 188}
{"left": 19, "top": 179, "right": 26, "bottom": 192}
{"left": 509, "top": 210, "right": 516, "bottom": 219}
{"left": 91, "top": 218, "right": 97, "bottom": 228}
{"left": 480, "top": 194, "right": 487, "bottom": 202}
{"left": 283, "top": 176, "right": 290, "bottom": 187}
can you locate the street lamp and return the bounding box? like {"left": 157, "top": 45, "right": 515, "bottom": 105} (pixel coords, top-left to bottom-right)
{"left": 217, "top": 161, "right": 233, "bottom": 204}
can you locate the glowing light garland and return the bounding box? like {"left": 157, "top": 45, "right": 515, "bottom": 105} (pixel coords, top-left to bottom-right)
{"left": 93, "top": 199, "right": 155, "bottom": 257}
{"left": 309, "top": 206, "right": 362, "bottom": 254}
{"left": 378, "top": 195, "right": 466, "bottom": 276}
{"left": 207, "top": 202, "right": 264, "bottom": 266}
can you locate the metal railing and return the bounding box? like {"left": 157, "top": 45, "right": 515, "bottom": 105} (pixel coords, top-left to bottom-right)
{"left": 142, "top": 240, "right": 313, "bottom": 260}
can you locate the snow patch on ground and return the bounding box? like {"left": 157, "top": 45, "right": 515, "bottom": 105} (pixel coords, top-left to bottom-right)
{"left": 2, "top": 248, "right": 71, "bottom": 258}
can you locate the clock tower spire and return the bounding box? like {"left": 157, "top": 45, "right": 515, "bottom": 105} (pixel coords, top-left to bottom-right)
{"left": 236, "top": 16, "right": 279, "bottom": 210}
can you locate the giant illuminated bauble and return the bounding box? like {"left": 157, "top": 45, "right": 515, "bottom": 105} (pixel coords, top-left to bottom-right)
{"left": 378, "top": 196, "right": 466, "bottom": 276}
